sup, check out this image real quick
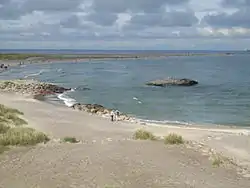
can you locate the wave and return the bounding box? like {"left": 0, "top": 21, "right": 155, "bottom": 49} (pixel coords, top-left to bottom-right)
{"left": 57, "top": 90, "right": 77, "bottom": 107}
{"left": 24, "top": 70, "right": 44, "bottom": 78}
{"left": 138, "top": 118, "right": 193, "bottom": 126}
{"left": 133, "top": 97, "right": 142, "bottom": 104}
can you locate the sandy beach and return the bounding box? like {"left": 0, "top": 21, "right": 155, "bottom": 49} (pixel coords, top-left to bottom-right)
{"left": 0, "top": 92, "right": 250, "bottom": 187}
{"left": 1, "top": 53, "right": 250, "bottom": 187}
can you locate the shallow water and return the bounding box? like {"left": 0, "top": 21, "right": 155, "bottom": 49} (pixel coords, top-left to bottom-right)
{"left": 1, "top": 54, "right": 250, "bottom": 126}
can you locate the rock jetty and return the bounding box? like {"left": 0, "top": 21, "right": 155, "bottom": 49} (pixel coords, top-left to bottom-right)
{"left": 72, "top": 103, "right": 131, "bottom": 121}
{"left": 0, "top": 80, "right": 70, "bottom": 95}
{"left": 146, "top": 78, "right": 198, "bottom": 87}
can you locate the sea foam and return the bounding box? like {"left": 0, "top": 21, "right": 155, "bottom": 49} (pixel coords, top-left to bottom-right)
{"left": 57, "top": 91, "right": 77, "bottom": 107}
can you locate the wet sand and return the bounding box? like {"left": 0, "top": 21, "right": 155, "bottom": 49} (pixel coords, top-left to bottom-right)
{"left": 0, "top": 92, "right": 250, "bottom": 187}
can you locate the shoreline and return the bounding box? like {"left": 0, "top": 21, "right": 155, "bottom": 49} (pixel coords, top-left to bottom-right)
{"left": 0, "top": 51, "right": 234, "bottom": 68}
{"left": 52, "top": 90, "right": 250, "bottom": 135}
{"left": 1, "top": 78, "right": 250, "bottom": 131}
{"left": 53, "top": 87, "right": 250, "bottom": 131}
{"left": 1, "top": 91, "right": 250, "bottom": 175}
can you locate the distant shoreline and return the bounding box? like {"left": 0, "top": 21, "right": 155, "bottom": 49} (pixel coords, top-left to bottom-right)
{"left": 0, "top": 52, "right": 233, "bottom": 61}
{"left": 0, "top": 52, "right": 235, "bottom": 70}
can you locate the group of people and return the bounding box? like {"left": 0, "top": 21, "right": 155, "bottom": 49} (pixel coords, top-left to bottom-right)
{"left": 0, "top": 63, "right": 8, "bottom": 70}
{"left": 110, "top": 110, "right": 120, "bottom": 122}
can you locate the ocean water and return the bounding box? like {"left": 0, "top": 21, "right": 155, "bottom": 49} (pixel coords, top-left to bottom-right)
{"left": 1, "top": 54, "right": 250, "bottom": 127}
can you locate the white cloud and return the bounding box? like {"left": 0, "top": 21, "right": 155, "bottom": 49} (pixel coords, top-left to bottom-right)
{"left": 198, "top": 27, "right": 250, "bottom": 37}
{"left": 0, "top": 0, "right": 250, "bottom": 49}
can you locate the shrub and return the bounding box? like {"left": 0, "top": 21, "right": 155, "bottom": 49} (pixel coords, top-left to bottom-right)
{"left": 0, "top": 123, "right": 10, "bottom": 134}
{"left": 212, "top": 156, "right": 223, "bottom": 167}
{"left": 0, "top": 104, "right": 23, "bottom": 115}
{"left": 164, "top": 133, "right": 184, "bottom": 145}
{"left": 62, "top": 137, "right": 79, "bottom": 143}
{"left": 0, "top": 104, "right": 27, "bottom": 126}
{"left": 4, "top": 113, "right": 27, "bottom": 126}
{"left": 0, "top": 127, "right": 49, "bottom": 146}
{"left": 133, "top": 129, "right": 157, "bottom": 140}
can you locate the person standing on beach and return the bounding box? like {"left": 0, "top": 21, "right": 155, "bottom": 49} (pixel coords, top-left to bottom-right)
{"left": 110, "top": 110, "right": 115, "bottom": 122}
{"left": 115, "top": 110, "right": 120, "bottom": 121}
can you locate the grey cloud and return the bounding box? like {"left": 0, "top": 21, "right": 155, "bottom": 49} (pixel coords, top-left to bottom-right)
{"left": 91, "top": 0, "right": 189, "bottom": 13}
{"left": 221, "top": 0, "right": 250, "bottom": 8}
{"left": 0, "top": 1, "right": 25, "bottom": 19}
{"left": 203, "top": 8, "right": 250, "bottom": 28}
{"left": 86, "top": 13, "right": 118, "bottom": 26}
{"left": 23, "top": 0, "right": 82, "bottom": 12}
{"left": 0, "top": 0, "right": 9, "bottom": 5}
{"left": 129, "top": 11, "right": 198, "bottom": 28}
{"left": 0, "top": 0, "right": 83, "bottom": 20}
{"left": 60, "top": 15, "right": 81, "bottom": 28}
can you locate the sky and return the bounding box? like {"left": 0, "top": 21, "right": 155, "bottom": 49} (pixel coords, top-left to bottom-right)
{"left": 0, "top": 0, "right": 250, "bottom": 50}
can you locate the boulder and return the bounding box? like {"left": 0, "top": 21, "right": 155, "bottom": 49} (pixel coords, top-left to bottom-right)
{"left": 0, "top": 80, "right": 70, "bottom": 95}
{"left": 146, "top": 78, "right": 198, "bottom": 87}
{"left": 71, "top": 103, "right": 131, "bottom": 121}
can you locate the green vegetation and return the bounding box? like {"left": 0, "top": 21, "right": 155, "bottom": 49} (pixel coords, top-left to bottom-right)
{"left": 164, "top": 133, "right": 184, "bottom": 145}
{"left": 133, "top": 129, "right": 157, "bottom": 141}
{"left": 212, "top": 156, "right": 224, "bottom": 167}
{"left": 62, "top": 137, "right": 79, "bottom": 143}
{"left": 0, "top": 104, "right": 23, "bottom": 115}
{"left": 0, "top": 53, "right": 41, "bottom": 60}
{"left": 0, "top": 52, "right": 229, "bottom": 61}
{"left": 0, "top": 104, "right": 27, "bottom": 126}
{"left": 0, "top": 104, "right": 49, "bottom": 154}
{"left": 0, "top": 127, "right": 49, "bottom": 146}
{"left": 0, "top": 124, "right": 10, "bottom": 134}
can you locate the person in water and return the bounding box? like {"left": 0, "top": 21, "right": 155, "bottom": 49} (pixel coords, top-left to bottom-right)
{"left": 110, "top": 110, "right": 115, "bottom": 122}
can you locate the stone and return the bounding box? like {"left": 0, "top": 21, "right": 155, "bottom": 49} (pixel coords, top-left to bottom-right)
{"left": 146, "top": 78, "right": 198, "bottom": 87}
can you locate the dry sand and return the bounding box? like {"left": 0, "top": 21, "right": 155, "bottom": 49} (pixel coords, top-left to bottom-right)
{"left": 0, "top": 92, "right": 250, "bottom": 187}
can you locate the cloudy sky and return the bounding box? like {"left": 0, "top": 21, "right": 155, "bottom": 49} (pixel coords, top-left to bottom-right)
{"left": 0, "top": 0, "right": 250, "bottom": 50}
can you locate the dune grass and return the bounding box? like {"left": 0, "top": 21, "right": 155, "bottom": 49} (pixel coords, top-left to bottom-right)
{"left": 212, "top": 156, "right": 224, "bottom": 167}
{"left": 0, "top": 123, "right": 10, "bottom": 134}
{"left": 0, "top": 104, "right": 49, "bottom": 152}
{"left": 0, "top": 104, "right": 27, "bottom": 126}
{"left": 0, "top": 127, "right": 49, "bottom": 146}
{"left": 133, "top": 129, "right": 157, "bottom": 141}
{"left": 0, "top": 104, "right": 23, "bottom": 115}
{"left": 164, "top": 133, "right": 184, "bottom": 145}
{"left": 62, "top": 137, "right": 79, "bottom": 143}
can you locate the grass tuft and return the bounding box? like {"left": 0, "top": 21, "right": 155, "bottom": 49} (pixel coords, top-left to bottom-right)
{"left": 133, "top": 129, "right": 157, "bottom": 140}
{"left": 62, "top": 137, "right": 79, "bottom": 143}
{"left": 0, "top": 123, "right": 10, "bottom": 134}
{"left": 4, "top": 113, "right": 27, "bottom": 126}
{"left": 0, "top": 127, "right": 49, "bottom": 146}
{"left": 212, "top": 156, "right": 224, "bottom": 167}
{"left": 164, "top": 133, "right": 184, "bottom": 145}
{"left": 0, "top": 104, "right": 27, "bottom": 126}
{"left": 0, "top": 104, "right": 23, "bottom": 115}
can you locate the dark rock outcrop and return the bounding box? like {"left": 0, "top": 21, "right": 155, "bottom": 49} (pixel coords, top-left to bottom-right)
{"left": 0, "top": 80, "right": 70, "bottom": 95}
{"left": 72, "top": 103, "right": 131, "bottom": 121}
{"left": 146, "top": 78, "right": 198, "bottom": 87}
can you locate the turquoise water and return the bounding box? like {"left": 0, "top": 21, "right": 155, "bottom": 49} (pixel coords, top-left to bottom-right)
{"left": 1, "top": 54, "right": 250, "bottom": 126}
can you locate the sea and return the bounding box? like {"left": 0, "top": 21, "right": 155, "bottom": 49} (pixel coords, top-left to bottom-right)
{"left": 1, "top": 49, "right": 250, "bottom": 127}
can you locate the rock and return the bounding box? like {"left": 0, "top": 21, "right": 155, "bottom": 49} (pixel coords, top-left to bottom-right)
{"left": 71, "top": 103, "right": 131, "bottom": 122}
{"left": 0, "top": 80, "right": 70, "bottom": 95}
{"left": 146, "top": 78, "right": 198, "bottom": 87}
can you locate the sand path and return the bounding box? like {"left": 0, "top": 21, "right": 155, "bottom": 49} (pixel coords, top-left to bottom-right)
{"left": 0, "top": 93, "right": 250, "bottom": 187}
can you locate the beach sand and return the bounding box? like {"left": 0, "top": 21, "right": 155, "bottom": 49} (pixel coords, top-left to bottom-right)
{"left": 0, "top": 92, "right": 250, "bottom": 187}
